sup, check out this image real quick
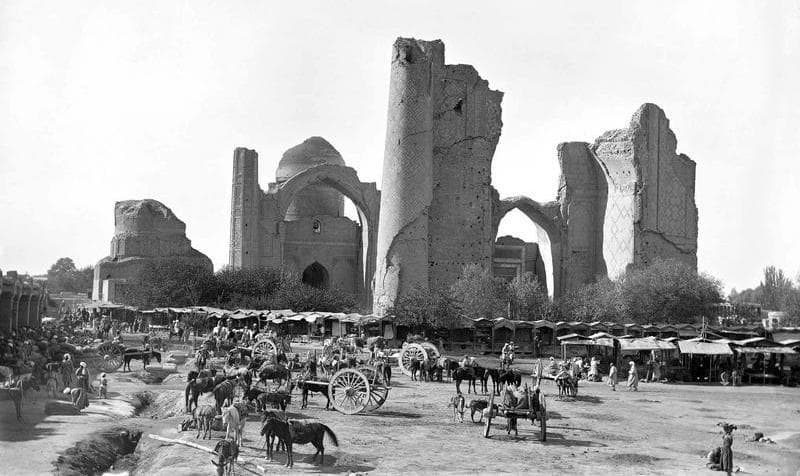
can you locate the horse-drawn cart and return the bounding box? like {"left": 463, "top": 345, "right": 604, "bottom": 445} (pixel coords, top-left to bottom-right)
{"left": 482, "top": 384, "right": 547, "bottom": 441}
{"left": 298, "top": 364, "right": 390, "bottom": 415}
{"left": 397, "top": 342, "right": 441, "bottom": 376}
{"left": 90, "top": 341, "right": 126, "bottom": 373}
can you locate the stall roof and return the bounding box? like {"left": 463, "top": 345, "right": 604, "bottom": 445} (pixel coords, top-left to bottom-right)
{"left": 736, "top": 346, "right": 796, "bottom": 355}
{"left": 677, "top": 338, "right": 733, "bottom": 355}
{"left": 588, "top": 332, "right": 615, "bottom": 339}
{"left": 557, "top": 333, "right": 587, "bottom": 341}
{"left": 779, "top": 339, "right": 800, "bottom": 347}
{"left": 618, "top": 337, "right": 677, "bottom": 351}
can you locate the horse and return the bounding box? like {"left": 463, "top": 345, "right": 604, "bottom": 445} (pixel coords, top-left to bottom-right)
{"left": 211, "top": 439, "right": 239, "bottom": 476}
{"left": 423, "top": 359, "right": 443, "bottom": 382}
{"left": 260, "top": 418, "right": 338, "bottom": 468}
{"left": 298, "top": 380, "right": 331, "bottom": 410}
{"left": 496, "top": 369, "right": 522, "bottom": 390}
{"left": 556, "top": 372, "right": 577, "bottom": 399}
{"left": 373, "top": 359, "right": 392, "bottom": 386}
{"left": 193, "top": 404, "right": 217, "bottom": 439}
{"left": 260, "top": 410, "right": 288, "bottom": 452}
{"left": 453, "top": 367, "right": 478, "bottom": 394}
{"left": 185, "top": 373, "right": 232, "bottom": 413}
{"left": 222, "top": 405, "right": 245, "bottom": 446}
{"left": 408, "top": 359, "right": 424, "bottom": 381}
{"left": 123, "top": 350, "right": 161, "bottom": 372}
{"left": 213, "top": 379, "right": 239, "bottom": 414}
{"left": 449, "top": 394, "right": 466, "bottom": 422}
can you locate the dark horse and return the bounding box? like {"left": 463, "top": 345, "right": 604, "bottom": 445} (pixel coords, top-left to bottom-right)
{"left": 485, "top": 368, "right": 522, "bottom": 395}
{"left": 123, "top": 349, "right": 161, "bottom": 372}
{"left": 261, "top": 418, "right": 339, "bottom": 468}
{"left": 297, "top": 361, "right": 331, "bottom": 410}
{"left": 454, "top": 365, "right": 488, "bottom": 394}
{"left": 185, "top": 373, "right": 233, "bottom": 413}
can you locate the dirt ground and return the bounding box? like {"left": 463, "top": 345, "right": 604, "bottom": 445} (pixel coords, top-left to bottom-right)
{"left": 2, "top": 354, "right": 799, "bottom": 475}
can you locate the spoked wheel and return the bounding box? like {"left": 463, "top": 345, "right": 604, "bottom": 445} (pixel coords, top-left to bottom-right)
{"left": 358, "top": 366, "right": 389, "bottom": 412}
{"left": 96, "top": 343, "right": 123, "bottom": 373}
{"left": 419, "top": 342, "right": 441, "bottom": 361}
{"left": 328, "top": 368, "right": 370, "bottom": 415}
{"left": 399, "top": 344, "right": 428, "bottom": 377}
{"left": 539, "top": 392, "right": 547, "bottom": 442}
{"left": 252, "top": 339, "right": 278, "bottom": 361}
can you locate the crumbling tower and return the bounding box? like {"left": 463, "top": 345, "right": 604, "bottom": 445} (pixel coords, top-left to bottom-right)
{"left": 229, "top": 147, "right": 261, "bottom": 268}
{"left": 373, "top": 38, "right": 503, "bottom": 313}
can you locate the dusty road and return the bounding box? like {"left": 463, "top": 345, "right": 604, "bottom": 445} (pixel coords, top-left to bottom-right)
{"left": 2, "top": 358, "right": 799, "bottom": 475}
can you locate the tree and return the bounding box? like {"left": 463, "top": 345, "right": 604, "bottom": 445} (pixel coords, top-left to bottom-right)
{"left": 508, "top": 272, "right": 552, "bottom": 320}
{"left": 449, "top": 264, "right": 509, "bottom": 319}
{"left": 121, "top": 258, "right": 215, "bottom": 308}
{"left": 386, "top": 287, "right": 459, "bottom": 334}
{"left": 760, "top": 266, "right": 793, "bottom": 311}
{"left": 619, "top": 259, "right": 723, "bottom": 324}
{"left": 46, "top": 257, "right": 94, "bottom": 294}
{"left": 556, "top": 278, "right": 625, "bottom": 322}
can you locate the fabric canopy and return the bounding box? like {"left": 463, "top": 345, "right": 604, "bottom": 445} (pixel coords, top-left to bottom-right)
{"left": 677, "top": 339, "right": 733, "bottom": 355}
{"left": 736, "top": 346, "right": 796, "bottom": 355}
{"left": 618, "top": 337, "right": 677, "bottom": 351}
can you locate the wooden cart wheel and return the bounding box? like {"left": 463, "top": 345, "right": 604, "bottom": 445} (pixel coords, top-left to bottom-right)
{"left": 399, "top": 344, "right": 428, "bottom": 377}
{"left": 97, "top": 343, "right": 123, "bottom": 372}
{"left": 483, "top": 391, "right": 496, "bottom": 438}
{"left": 328, "top": 368, "right": 370, "bottom": 415}
{"left": 419, "top": 342, "right": 441, "bottom": 361}
{"left": 252, "top": 339, "right": 278, "bottom": 360}
{"left": 539, "top": 392, "right": 547, "bottom": 442}
{"left": 358, "top": 366, "right": 389, "bottom": 412}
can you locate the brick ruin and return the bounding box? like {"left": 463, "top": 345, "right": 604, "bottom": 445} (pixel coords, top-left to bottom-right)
{"left": 229, "top": 37, "right": 698, "bottom": 313}
{"left": 93, "top": 199, "right": 213, "bottom": 302}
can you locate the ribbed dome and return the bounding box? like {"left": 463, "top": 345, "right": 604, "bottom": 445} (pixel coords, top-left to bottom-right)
{"left": 276, "top": 137, "right": 345, "bottom": 182}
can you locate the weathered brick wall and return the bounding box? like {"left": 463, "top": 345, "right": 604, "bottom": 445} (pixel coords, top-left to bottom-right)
{"left": 229, "top": 148, "right": 261, "bottom": 269}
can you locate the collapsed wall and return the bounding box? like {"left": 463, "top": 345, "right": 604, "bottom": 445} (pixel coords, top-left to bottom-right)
{"left": 373, "top": 38, "right": 503, "bottom": 313}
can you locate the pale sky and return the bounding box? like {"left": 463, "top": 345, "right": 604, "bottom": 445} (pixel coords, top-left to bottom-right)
{"left": 1, "top": 1, "right": 799, "bottom": 293}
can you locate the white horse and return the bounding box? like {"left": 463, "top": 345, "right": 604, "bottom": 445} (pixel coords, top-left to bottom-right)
{"left": 222, "top": 405, "right": 244, "bottom": 446}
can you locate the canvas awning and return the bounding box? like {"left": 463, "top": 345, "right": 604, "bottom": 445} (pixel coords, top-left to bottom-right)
{"left": 736, "top": 346, "right": 796, "bottom": 355}
{"left": 677, "top": 339, "right": 733, "bottom": 355}
{"left": 618, "top": 337, "right": 677, "bottom": 351}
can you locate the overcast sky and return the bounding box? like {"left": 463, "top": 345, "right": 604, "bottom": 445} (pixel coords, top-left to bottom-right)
{"left": 1, "top": 1, "right": 798, "bottom": 293}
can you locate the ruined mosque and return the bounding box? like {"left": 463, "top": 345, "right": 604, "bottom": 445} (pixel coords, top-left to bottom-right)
{"left": 228, "top": 37, "right": 698, "bottom": 314}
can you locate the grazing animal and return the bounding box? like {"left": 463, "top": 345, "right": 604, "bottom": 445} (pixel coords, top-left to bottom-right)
{"left": 453, "top": 367, "right": 478, "bottom": 394}
{"left": 222, "top": 405, "right": 245, "bottom": 446}
{"left": 450, "top": 394, "right": 466, "bottom": 422}
{"left": 211, "top": 438, "right": 239, "bottom": 476}
{"left": 467, "top": 398, "right": 498, "bottom": 423}
{"left": 260, "top": 410, "right": 288, "bottom": 452}
{"left": 186, "top": 374, "right": 234, "bottom": 413}
{"left": 193, "top": 404, "right": 216, "bottom": 439}
{"left": 261, "top": 418, "right": 339, "bottom": 468}
{"left": 257, "top": 365, "right": 291, "bottom": 387}
{"left": 213, "top": 379, "right": 238, "bottom": 414}
{"left": 122, "top": 350, "right": 161, "bottom": 371}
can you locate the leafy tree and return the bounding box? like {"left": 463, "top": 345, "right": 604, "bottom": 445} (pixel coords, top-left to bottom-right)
{"left": 46, "top": 257, "right": 93, "bottom": 294}
{"left": 386, "top": 287, "right": 460, "bottom": 334}
{"left": 619, "top": 259, "right": 723, "bottom": 324}
{"left": 121, "top": 258, "right": 215, "bottom": 308}
{"left": 449, "top": 264, "right": 509, "bottom": 319}
{"left": 556, "top": 278, "right": 625, "bottom": 322}
{"left": 508, "top": 272, "right": 552, "bottom": 320}
{"left": 760, "top": 266, "right": 793, "bottom": 311}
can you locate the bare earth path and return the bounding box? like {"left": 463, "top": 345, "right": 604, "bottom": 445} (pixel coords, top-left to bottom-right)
{"left": 2, "top": 364, "right": 799, "bottom": 475}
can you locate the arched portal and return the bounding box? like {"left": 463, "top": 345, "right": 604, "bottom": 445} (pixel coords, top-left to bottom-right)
{"left": 275, "top": 164, "right": 380, "bottom": 305}
{"left": 302, "top": 262, "right": 329, "bottom": 289}
{"left": 493, "top": 196, "right": 564, "bottom": 298}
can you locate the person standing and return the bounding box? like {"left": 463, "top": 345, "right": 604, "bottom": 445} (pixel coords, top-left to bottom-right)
{"left": 607, "top": 362, "right": 618, "bottom": 391}
{"left": 61, "top": 353, "right": 74, "bottom": 389}
{"left": 99, "top": 373, "right": 108, "bottom": 399}
{"left": 719, "top": 423, "right": 736, "bottom": 475}
{"left": 75, "top": 362, "right": 89, "bottom": 396}
{"left": 627, "top": 360, "right": 639, "bottom": 391}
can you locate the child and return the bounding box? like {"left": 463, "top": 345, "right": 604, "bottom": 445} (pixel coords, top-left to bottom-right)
{"left": 99, "top": 373, "right": 108, "bottom": 399}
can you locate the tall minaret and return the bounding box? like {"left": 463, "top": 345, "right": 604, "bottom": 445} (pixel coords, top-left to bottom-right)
{"left": 229, "top": 147, "right": 260, "bottom": 269}
{"left": 373, "top": 39, "right": 443, "bottom": 314}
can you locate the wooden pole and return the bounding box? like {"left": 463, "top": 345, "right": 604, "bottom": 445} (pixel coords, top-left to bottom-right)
{"left": 147, "top": 434, "right": 219, "bottom": 455}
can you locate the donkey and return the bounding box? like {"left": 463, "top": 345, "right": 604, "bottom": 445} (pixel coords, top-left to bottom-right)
{"left": 123, "top": 350, "right": 161, "bottom": 372}
{"left": 193, "top": 404, "right": 217, "bottom": 439}
{"left": 222, "top": 405, "right": 245, "bottom": 446}
{"left": 211, "top": 438, "right": 239, "bottom": 476}
{"left": 453, "top": 367, "right": 478, "bottom": 394}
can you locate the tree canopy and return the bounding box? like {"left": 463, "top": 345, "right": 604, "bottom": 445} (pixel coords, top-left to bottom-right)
{"left": 46, "top": 257, "right": 93, "bottom": 294}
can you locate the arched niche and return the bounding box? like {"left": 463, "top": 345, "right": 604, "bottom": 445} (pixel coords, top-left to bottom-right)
{"left": 494, "top": 196, "right": 564, "bottom": 298}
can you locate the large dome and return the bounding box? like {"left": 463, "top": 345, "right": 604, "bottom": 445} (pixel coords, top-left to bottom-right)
{"left": 276, "top": 136, "right": 345, "bottom": 182}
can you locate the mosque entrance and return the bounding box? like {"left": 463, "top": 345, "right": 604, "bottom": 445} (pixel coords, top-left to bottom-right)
{"left": 302, "top": 262, "right": 329, "bottom": 289}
